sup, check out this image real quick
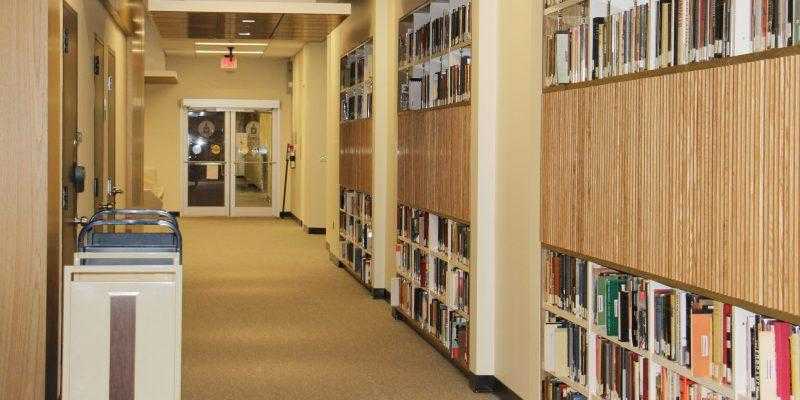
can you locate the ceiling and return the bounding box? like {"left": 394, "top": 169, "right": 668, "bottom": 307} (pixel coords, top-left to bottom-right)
{"left": 151, "top": 11, "right": 347, "bottom": 42}
{"left": 149, "top": 1, "right": 349, "bottom": 59}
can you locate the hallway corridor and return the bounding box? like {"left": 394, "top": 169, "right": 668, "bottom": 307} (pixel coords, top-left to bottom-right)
{"left": 180, "top": 218, "right": 497, "bottom": 400}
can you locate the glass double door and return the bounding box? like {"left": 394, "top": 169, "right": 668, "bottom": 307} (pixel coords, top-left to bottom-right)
{"left": 184, "top": 108, "right": 276, "bottom": 216}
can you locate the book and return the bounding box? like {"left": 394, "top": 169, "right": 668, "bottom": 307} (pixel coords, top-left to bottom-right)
{"left": 606, "top": 276, "right": 622, "bottom": 337}
{"left": 791, "top": 331, "right": 800, "bottom": 400}
{"left": 691, "top": 312, "right": 713, "bottom": 378}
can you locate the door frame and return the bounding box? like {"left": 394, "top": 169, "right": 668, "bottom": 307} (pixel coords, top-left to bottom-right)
{"left": 179, "top": 99, "right": 282, "bottom": 217}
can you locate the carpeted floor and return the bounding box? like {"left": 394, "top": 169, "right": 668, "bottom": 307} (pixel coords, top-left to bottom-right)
{"left": 180, "top": 217, "right": 499, "bottom": 400}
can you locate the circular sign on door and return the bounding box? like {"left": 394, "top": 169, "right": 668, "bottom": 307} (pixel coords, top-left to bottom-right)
{"left": 198, "top": 120, "right": 215, "bottom": 137}
{"left": 210, "top": 144, "right": 222, "bottom": 155}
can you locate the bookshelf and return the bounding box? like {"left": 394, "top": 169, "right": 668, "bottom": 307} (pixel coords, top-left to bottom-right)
{"left": 338, "top": 39, "right": 376, "bottom": 294}
{"left": 338, "top": 188, "right": 374, "bottom": 291}
{"left": 393, "top": 0, "right": 474, "bottom": 374}
{"left": 392, "top": 204, "right": 471, "bottom": 372}
{"left": 542, "top": 0, "right": 800, "bottom": 88}
{"left": 540, "top": 247, "right": 800, "bottom": 400}
{"left": 541, "top": 51, "right": 800, "bottom": 316}
{"left": 399, "top": 0, "right": 471, "bottom": 111}
{"left": 340, "top": 39, "right": 373, "bottom": 122}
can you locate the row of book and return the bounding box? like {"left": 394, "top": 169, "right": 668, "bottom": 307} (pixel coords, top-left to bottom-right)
{"left": 594, "top": 270, "right": 649, "bottom": 351}
{"left": 399, "top": 1, "right": 471, "bottom": 65}
{"left": 544, "top": 251, "right": 589, "bottom": 319}
{"left": 744, "top": 315, "right": 800, "bottom": 400}
{"left": 340, "top": 42, "right": 372, "bottom": 89}
{"left": 543, "top": 377, "right": 589, "bottom": 400}
{"left": 397, "top": 205, "right": 470, "bottom": 265}
{"left": 395, "top": 276, "right": 469, "bottom": 367}
{"left": 340, "top": 212, "right": 372, "bottom": 251}
{"left": 542, "top": 249, "right": 800, "bottom": 400}
{"left": 400, "top": 52, "right": 472, "bottom": 111}
{"left": 340, "top": 90, "right": 372, "bottom": 122}
{"left": 395, "top": 241, "right": 469, "bottom": 312}
{"left": 654, "top": 365, "right": 732, "bottom": 400}
{"left": 595, "top": 337, "right": 649, "bottom": 400}
{"left": 544, "top": 314, "right": 590, "bottom": 385}
{"left": 752, "top": 0, "right": 800, "bottom": 52}
{"left": 544, "top": 0, "right": 800, "bottom": 87}
{"left": 339, "top": 241, "right": 372, "bottom": 286}
{"left": 340, "top": 189, "right": 372, "bottom": 221}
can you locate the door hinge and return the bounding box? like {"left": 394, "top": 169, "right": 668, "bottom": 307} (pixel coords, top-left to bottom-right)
{"left": 63, "top": 29, "right": 69, "bottom": 54}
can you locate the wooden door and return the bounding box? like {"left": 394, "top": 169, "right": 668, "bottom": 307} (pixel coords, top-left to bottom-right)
{"left": 93, "top": 38, "right": 105, "bottom": 210}
{"left": 107, "top": 50, "right": 117, "bottom": 203}
{"left": 62, "top": 3, "right": 78, "bottom": 267}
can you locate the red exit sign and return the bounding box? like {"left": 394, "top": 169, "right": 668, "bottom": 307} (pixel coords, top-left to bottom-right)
{"left": 220, "top": 56, "right": 238, "bottom": 71}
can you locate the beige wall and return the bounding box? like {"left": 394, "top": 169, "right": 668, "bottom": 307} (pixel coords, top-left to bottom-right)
{"left": 65, "top": 0, "right": 129, "bottom": 216}
{"left": 292, "top": 43, "right": 328, "bottom": 228}
{"left": 493, "top": 0, "right": 541, "bottom": 398}
{"left": 144, "top": 55, "right": 293, "bottom": 211}
{"left": 144, "top": 15, "right": 166, "bottom": 72}
{"left": 325, "top": 0, "right": 375, "bottom": 249}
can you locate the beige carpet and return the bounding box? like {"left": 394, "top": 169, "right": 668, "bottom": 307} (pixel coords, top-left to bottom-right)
{"left": 181, "top": 217, "right": 499, "bottom": 400}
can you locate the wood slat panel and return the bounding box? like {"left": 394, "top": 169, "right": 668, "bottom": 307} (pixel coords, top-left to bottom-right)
{"left": 396, "top": 104, "right": 471, "bottom": 222}
{"left": 339, "top": 118, "right": 373, "bottom": 194}
{"left": 0, "top": 0, "right": 48, "bottom": 398}
{"left": 542, "top": 55, "right": 800, "bottom": 317}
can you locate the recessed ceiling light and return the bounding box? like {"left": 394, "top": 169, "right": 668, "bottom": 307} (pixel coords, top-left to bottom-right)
{"left": 242, "top": 19, "right": 256, "bottom": 23}
{"left": 195, "top": 50, "right": 263, "bottom": 55}
{"left": 195, "top": 42, "right": 269, "bottom": 47}
{"left": 238, "top": 32, "right": 251, "bottom": 36}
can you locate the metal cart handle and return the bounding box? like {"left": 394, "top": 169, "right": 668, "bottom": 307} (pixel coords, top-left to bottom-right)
{"left": 89, "top": 209, "right": 179, "bottom": 227}
{"left": 78, "top": 219, "right": 182, "bottom": 252}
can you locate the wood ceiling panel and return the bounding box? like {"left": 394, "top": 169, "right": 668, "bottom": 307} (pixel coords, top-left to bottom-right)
{"left": 151, "top": 11, "right": 346, "bottom": 41}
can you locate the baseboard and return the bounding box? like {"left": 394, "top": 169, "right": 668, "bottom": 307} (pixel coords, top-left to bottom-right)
{"left": 381, "top": 289, "right": 391, "bottom": 303}
{"left": 371, "top": 288, "right": 388, "bottom": 300}
{"left": 168, "top": 211, "right": 180, "bottom": 218}
{"left": 467, "top": 375, "right": 523, "bottom": 398}
{"left": 279, "top": 211, "right": 296, "bottom": 220}
{"left": 469, "top": 375, "right": 503, "bottom": 393}
{"left": 306, "top": 227, "right": 326, "bottom": 235}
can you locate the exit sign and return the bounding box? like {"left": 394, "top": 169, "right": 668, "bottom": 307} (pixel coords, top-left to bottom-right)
{"left": 220, "top": 56, "right": 238, "bottom": 71}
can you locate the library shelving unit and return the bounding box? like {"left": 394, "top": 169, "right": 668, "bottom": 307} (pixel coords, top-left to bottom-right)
{"left": 540, "top": 247, "right": 800, "bottom": 400}
{"left": 392, "top": 0, "right": 474, "bottom": 377}
{"left": 337, "top": 39, "right": 377, "bottom": 296}
{"left": 540, "top": 0, "right": 800, "bottom": 398}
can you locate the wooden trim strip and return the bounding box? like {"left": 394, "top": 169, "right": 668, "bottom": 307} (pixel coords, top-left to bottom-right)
{"left": 541, "top": 242, "right": 800, "bottom": 325}
{"left": 544, "top": 46, "right": 800, "bottom": 94}
{"left": 109, "top": 294, "right": 136, "bottom": 400}
{"left": 398, "top": 100, "right": 472, "bottom": 116}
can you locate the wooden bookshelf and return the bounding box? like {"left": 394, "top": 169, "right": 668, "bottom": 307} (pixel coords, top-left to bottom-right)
{"left": 541, "top": 52, "right": 800, "bottom": 318}
{"left": 393, "top": 0, "right": 475, "bottom": 379}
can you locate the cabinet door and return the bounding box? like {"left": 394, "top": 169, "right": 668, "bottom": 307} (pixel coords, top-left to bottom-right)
{"left": 66, "top": 279, "right": 178, "bottom": 400}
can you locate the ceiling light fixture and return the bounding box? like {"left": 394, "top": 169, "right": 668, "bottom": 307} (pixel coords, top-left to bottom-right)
{"left": 195, "top": 50, "right": 263, "bottom": 55}
{"left": 194, "top": 42, "right": 268, "bottom": 47}
{"left": 238, "top": 32, "right": 251, "bottom": 36}
{"left": 242, "top": 19, "right": 256, "bottom": 23}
